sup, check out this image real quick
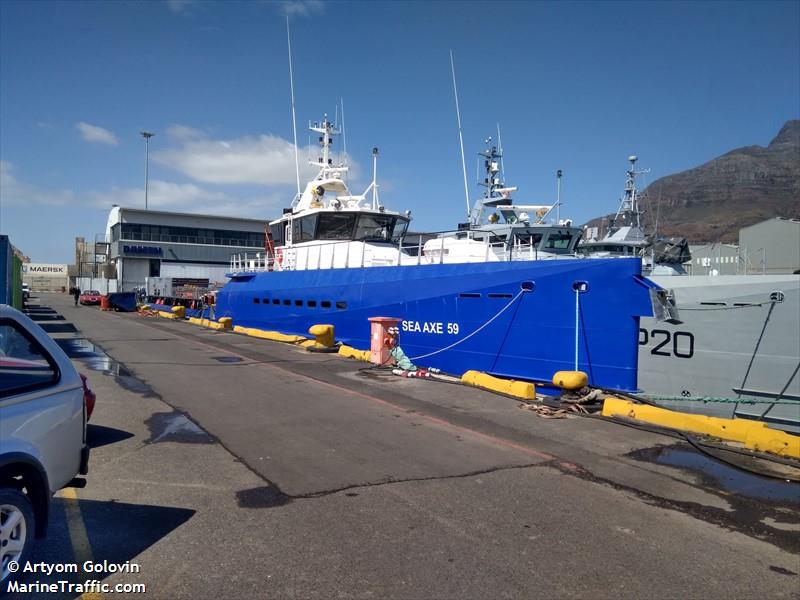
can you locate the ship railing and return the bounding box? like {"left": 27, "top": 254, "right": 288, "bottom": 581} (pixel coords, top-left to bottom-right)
{"left": 228, "top": 229, "right": 553, "bottom": 272}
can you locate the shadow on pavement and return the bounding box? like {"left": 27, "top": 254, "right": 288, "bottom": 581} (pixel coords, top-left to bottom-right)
{"left": 8, "top": 499, "right": 194, "bottom": 599}
{"left": 86, "top": 424, "right": 136, "bottom": 449}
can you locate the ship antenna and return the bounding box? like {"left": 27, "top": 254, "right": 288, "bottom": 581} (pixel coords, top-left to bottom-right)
{"left": 496, "top": 122, "right": 505, "bottom": 180}
{"left": 286, "top": 16, "right": 301, "bottom": 199}
{"left": 340, "top": 97, "right": 347, "bottom": 172}
{"left": 450, "top": 50, "right": 470, "bottom": 218}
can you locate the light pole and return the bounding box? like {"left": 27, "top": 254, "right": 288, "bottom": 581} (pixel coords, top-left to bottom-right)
{"left": 140, "top": 131, "right": 155, "bottom": 209}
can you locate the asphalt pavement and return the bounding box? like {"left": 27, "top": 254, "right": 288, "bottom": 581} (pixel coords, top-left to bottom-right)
{"left": 11, "top": 292, "right": 800, "bottom": 599}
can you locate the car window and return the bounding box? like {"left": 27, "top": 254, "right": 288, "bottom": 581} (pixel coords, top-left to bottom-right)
{"left": 0, "top": 321, "right": 59, "bottom": 397}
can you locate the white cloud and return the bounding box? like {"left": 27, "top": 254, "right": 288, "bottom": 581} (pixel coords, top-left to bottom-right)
{"left": 0, "top": 161, "right": 283, "bottom": 219}
{"left": 153, "top": 126, "right": 357, "bottom": 186}
{"left": 76, "top": 122, "right": 119, "bottom": 146}
{"left": 88, "top": 180, "right": 284, "bottom": 218}
{"left": 278, "top": 1, "right": 325, "bottom": 18}
{"left": 0, "top": 161, "right": 77, "bottom": 206}
{"left": 166, "top": 124, "right": 205, "bottom": 141}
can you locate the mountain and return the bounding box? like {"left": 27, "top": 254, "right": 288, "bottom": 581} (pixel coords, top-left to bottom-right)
{"left": 585, "top": 120, "right": 800, "bottom": 243}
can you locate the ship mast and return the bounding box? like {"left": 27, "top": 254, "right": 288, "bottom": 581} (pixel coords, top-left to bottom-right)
{"left": 611, "top": 155, "right": 649, "bottom": 232}
{"left": 469, "top": 139, "right": 509, "bottom": 227}
{"left": 309, "top": 115, "right": 342, "bottom": 176}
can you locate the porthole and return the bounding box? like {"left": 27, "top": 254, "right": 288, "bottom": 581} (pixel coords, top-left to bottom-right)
{"left": 321, "top": 300, "right": 332, "bottom": 309}
{"left": 307, "top": 300, "right": 317, "bottom": 308}
{"left": 336, "top": 301, "right": 347, "bottom": 310}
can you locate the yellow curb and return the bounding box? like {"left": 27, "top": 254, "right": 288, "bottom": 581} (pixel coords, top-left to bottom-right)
{"left": 602, "top": 397, "right": 800, "bottom": 458}
{"left": 338, "top": 344, "right": 371, "bottom": 362}
{"left": 187, "top": 317, "right": 231, "bottom": 330}
{"left": 233, "top": 325, "right": 306, "bottom": 343}
{"left": 461, "top": 370, "right": 536, "bottom": 400}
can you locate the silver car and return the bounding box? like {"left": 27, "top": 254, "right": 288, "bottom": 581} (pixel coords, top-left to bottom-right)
{"left": 0, "top": 305, "right": 90, "bottom": 583}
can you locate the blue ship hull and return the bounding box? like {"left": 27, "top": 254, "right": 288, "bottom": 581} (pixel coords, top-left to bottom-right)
{"left": 215, "top": 258, "right": 656, "bottom": 392}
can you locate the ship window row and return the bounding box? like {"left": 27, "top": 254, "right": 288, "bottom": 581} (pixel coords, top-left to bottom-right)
{"left": 112, "top": 223, "right": 264, "bottom": 247}
{"left": 251, "top": 297, "right": 346, "bottom": 310}
{"left": 268, "top": 213, "right": 410, "bottom": 245}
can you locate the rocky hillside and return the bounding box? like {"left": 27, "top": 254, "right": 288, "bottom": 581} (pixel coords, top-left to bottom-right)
{"left": 586, "top": 120, "right": 800, "bottom": 243}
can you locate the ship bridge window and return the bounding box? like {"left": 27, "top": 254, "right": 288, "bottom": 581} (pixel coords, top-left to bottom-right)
{"left": 292, "top": 214, "right": 318, "bottom": 243}
{"left": 543, "top": 232, "right": 575, "bottom": 251}
{"left": 354, "top": 214, "right": 409, "bottom": 242}
{"left": 317, "top": 213, "right": 357, "bottom": 240}
{"left": 514, "top": 233, "right": 543, "bottom": 246}
{"left": 269, "top": 223, "right": 285, "bottom": 245}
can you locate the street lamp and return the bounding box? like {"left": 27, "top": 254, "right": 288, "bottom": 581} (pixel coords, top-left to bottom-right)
{"left": 140, "top": 131, "right": 155, "bottom": 209}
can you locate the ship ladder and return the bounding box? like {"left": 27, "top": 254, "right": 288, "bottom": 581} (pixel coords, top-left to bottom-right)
{"left": 264, "top": 225, "right": 276, "bottom": 271}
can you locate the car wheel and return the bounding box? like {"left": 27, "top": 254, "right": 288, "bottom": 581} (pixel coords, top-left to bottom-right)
{"left": 0, "top": 489, "right": 35, "bottom": 583}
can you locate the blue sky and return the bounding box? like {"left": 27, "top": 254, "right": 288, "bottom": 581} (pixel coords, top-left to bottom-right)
{"left": 1, "top": 0, "right": 798, "bottom": 262}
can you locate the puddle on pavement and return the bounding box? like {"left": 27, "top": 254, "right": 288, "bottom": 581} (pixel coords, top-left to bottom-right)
{"left": 145, "top": 411, "right": 214, "bottom": 444}
{"left": 212, "top": 356, "right": 244, "bottom": 363}
{"left": 56, "top": 337, "right": 157, "bottom": 397}
{"left": 627, "top": 444, "right": 799, "bottom": 504}
{"left": 236, "top": 485, "right": 292, "bottom": 508}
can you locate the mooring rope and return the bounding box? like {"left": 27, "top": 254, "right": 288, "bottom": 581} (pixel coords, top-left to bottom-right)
{"left": 409, "top": 288, "right": 527, "bottom": 361}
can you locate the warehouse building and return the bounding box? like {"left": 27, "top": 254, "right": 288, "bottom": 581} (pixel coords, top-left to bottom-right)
{"left": 738, "top": 217, "right": 800, "bottom": 274}
{"left": 686, "top": 244, "right": 741, "bottom": 276}
{"left": 106, "top": 206, "right": 268, "bottom": 291}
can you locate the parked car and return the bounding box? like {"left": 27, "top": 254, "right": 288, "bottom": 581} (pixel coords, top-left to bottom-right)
{"left": 79, "top": 290, "right": 102, "bottom": 305}
{"left": 0, "top": 305, "right": 91, "bottom": 583}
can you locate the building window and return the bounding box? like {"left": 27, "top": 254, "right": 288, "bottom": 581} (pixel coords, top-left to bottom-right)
{"left": 118, "top": 223, "right": 264, "bottom": 248}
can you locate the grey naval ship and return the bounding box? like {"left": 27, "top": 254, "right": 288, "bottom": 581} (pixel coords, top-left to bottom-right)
{"left": 580, "top": 156, "right": 799, "bottom": 432}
